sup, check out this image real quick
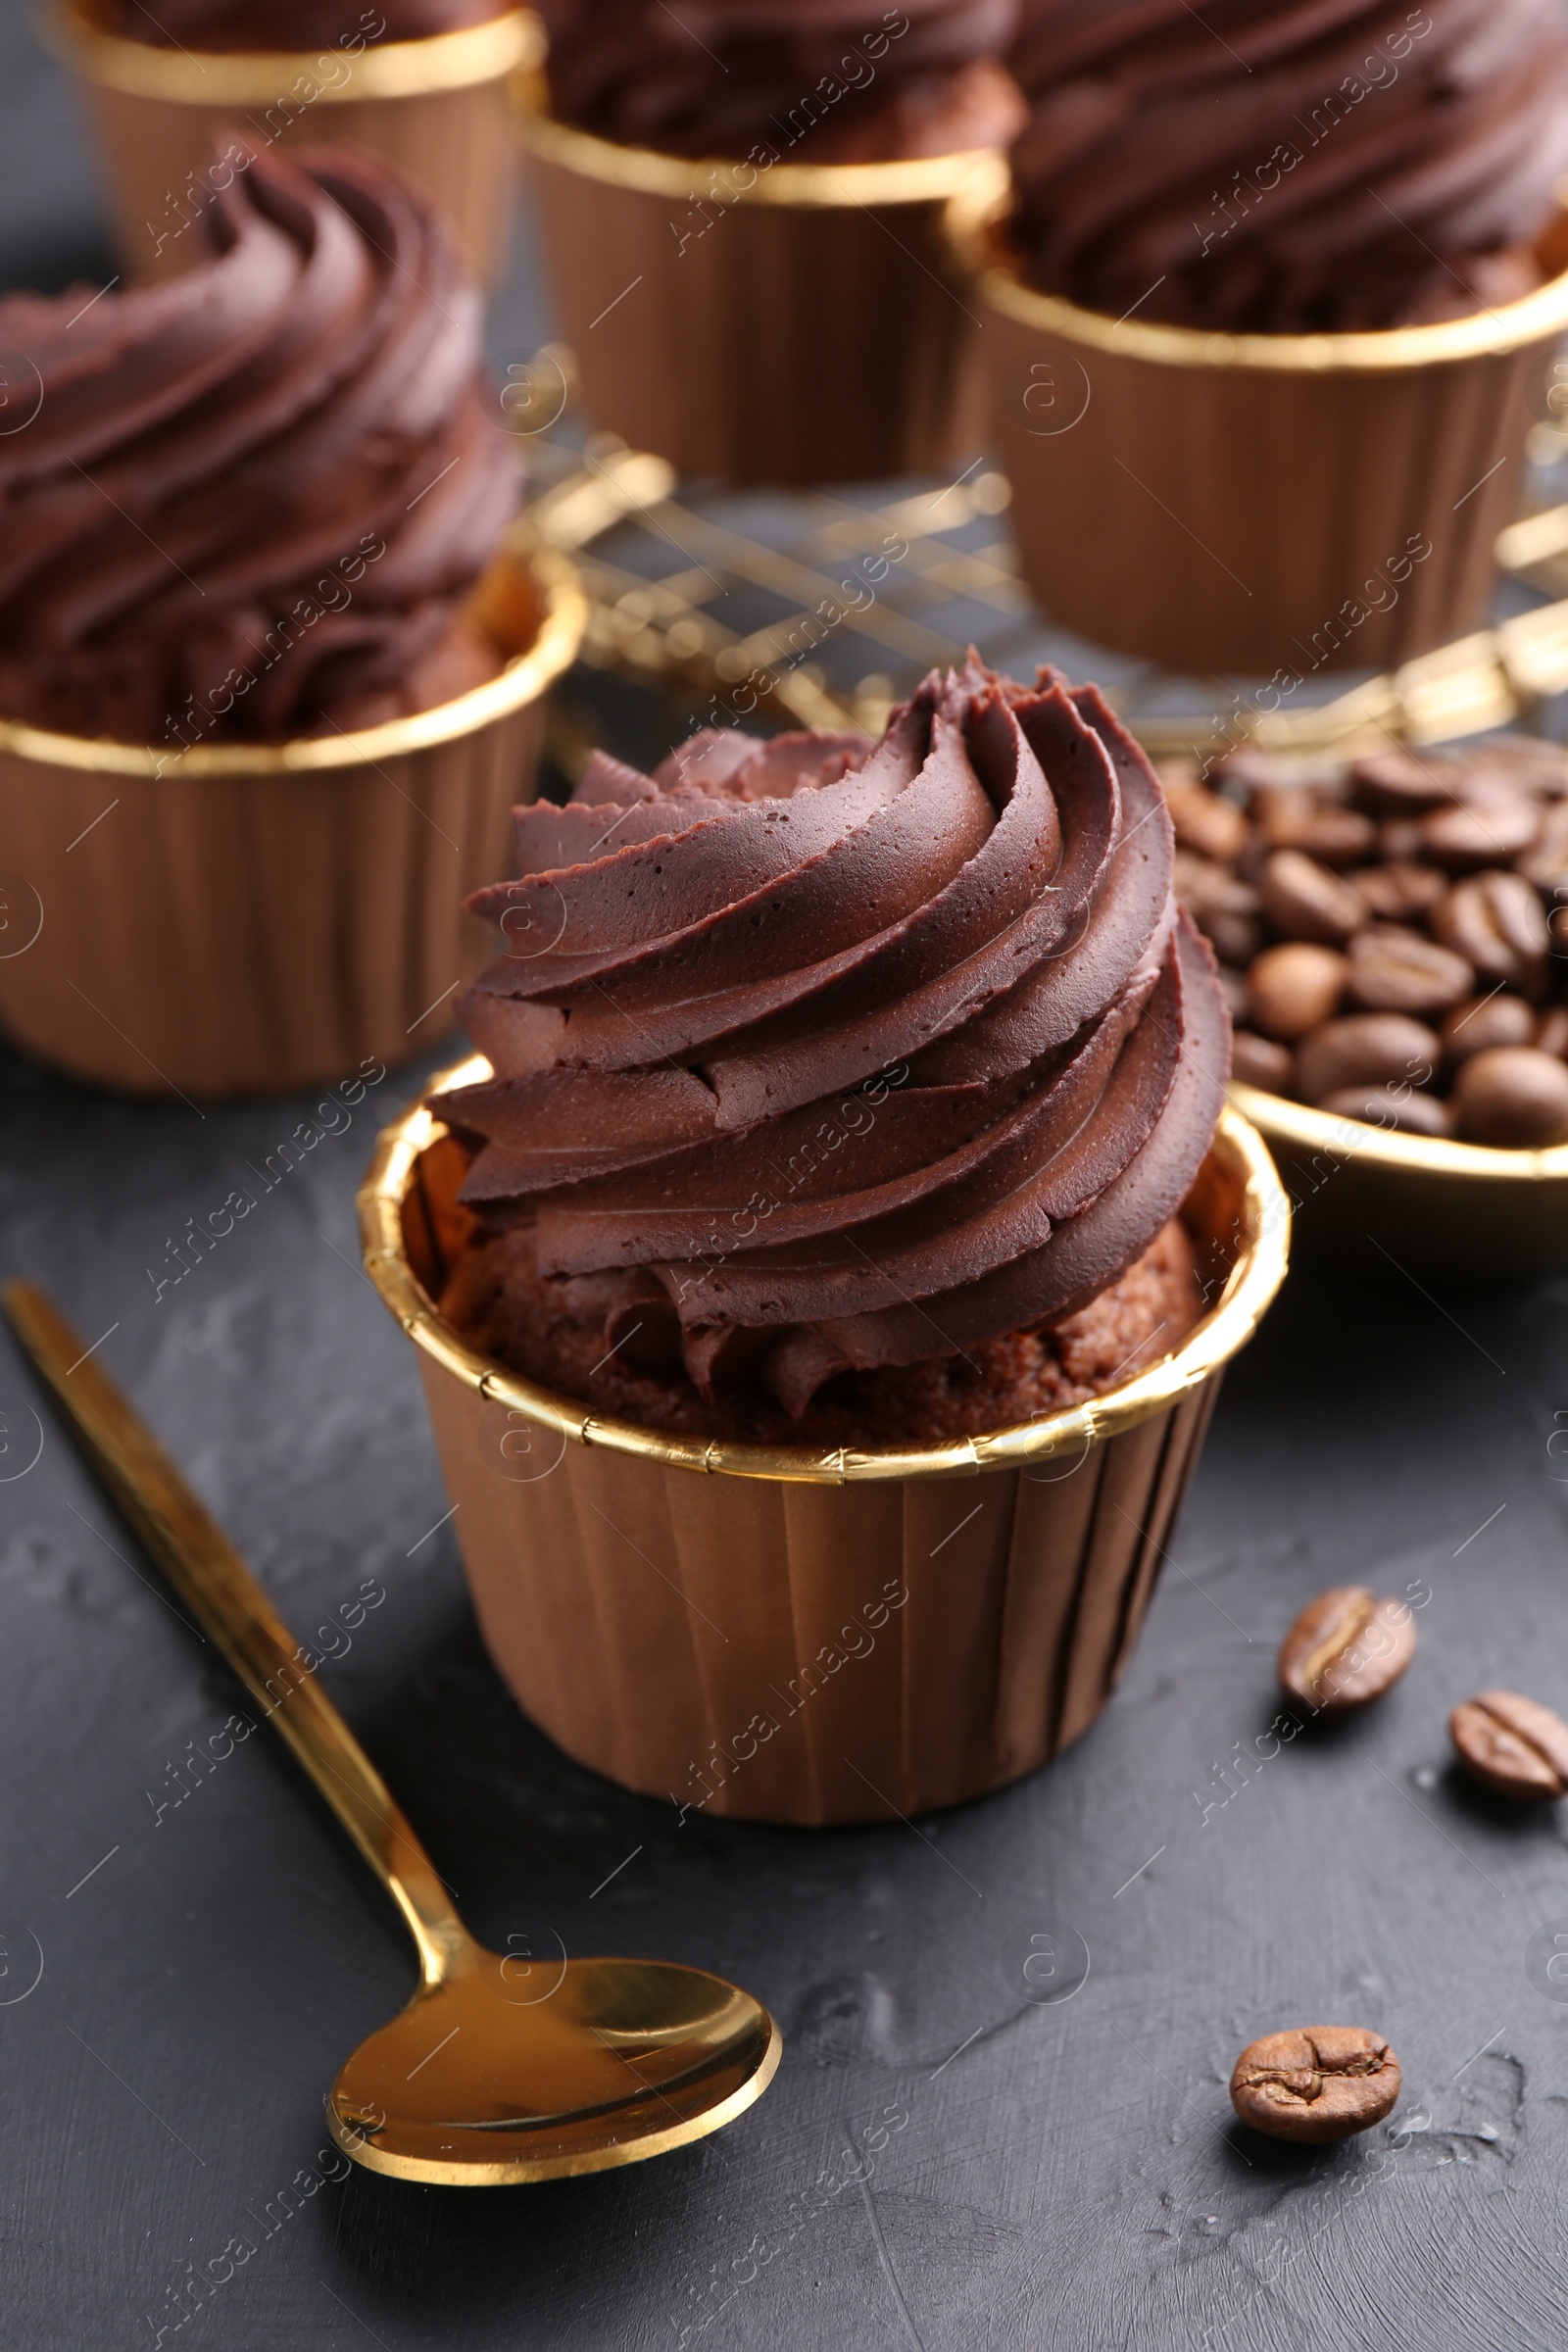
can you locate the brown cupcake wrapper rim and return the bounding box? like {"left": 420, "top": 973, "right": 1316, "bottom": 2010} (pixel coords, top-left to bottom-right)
{"left": 45, "top": 0, "right": 541, "bottom": 101}
{"left": 944, "top": 164, "right": 1568, "bottom": 372}
{"left": 0, "top": 536, "right": 585, "bottom": 778}
{"left": 512, "top": 75, "right": 1008, "bottom": 211}
{"left": 359, "top": 1059, "right": 1291, "bottom": 1486}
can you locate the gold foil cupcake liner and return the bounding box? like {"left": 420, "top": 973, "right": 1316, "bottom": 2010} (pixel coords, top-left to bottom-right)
{"left": 45, "top": 0, "right": 539, "bottom": 286}
{"left": 0, "top": 543, "right": 585, "bottom": 1101}
{"left": 945, "top": 165, "right": 1568, "bottom": 677}
{"left": 359, "top": 1067, "right": 1290, "bottom": 1824}
{"left": 514, "top": 80, "right": 1001, "bottom": 486}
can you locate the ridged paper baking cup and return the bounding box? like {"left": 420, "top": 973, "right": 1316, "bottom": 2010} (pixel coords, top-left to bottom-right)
{"left": 1229, "top": 1080, "right": 1568, "bottom": 1278}
{"left": 360, "top": 1065, "right": 1290, "bottom": 1826}
{"left": 0, "top": 546, "right": 584, "bottom": 1101}
{"left": 946, "top": 168, "right": 1568, "bottom": 677}
{"left": 514, "top": 84, "right": 1000, "bottom": 486}
{"left": 45, "top": 0, "right": 539, "bottom": 286}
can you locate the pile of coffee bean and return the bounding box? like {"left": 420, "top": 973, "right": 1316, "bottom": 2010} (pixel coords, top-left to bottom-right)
{"left": 1160, "top": 734, "right": 1568, "bottom": 1146}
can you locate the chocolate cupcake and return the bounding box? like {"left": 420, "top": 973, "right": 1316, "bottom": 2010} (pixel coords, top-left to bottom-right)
{"left": 45, "top": 0, "right": 535, "bottom": 286}
{"left": 944, "top": 0, "right": 1568, "bottom": 671}
{"left": 516, "top": 4, "right": 1027, "bottom": 481}
{"left": 0, "top": 146, "right": 584, "bottom": 1099}
{"left": 359, "top": 662, "right": 1290, "bottom": 1824}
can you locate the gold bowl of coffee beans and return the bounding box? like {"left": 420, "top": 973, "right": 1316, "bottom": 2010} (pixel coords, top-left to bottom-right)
{"left": 1165, "top": 734, "right": 1568, "bottom": 1276}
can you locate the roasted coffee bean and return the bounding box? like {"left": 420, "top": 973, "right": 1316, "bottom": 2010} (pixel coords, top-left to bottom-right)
{"left": 1278, "top": 1586, "right": 1417, "bottom": 1710}
{"left": 1232, "top": 1031, "right": 1295, "bottom": 1092}
{"left": 1345, "top": 925, "right": 1473, "bottom": 1015}
{"left": 1349, "top": 750, "right": 1455, "bottom": 815}
{"left": 1259, "top": 850, "right": 1365, "bottom": 945}
{"left": 1536, "top": 1004, "right": 1568, "bottom": 1059}
{"left": 1247, "top": 942, "right": 1347, "bottom": 1040}
{"left": 1258, "top": 793, "right": 1376, "bottom": 867}
{"left": 1350, "top": 860, "right": 1447, "bottom": 923}
{"left": 1433, "top": 870, "right": 1549, "bottom": 992}
{"left": 1441, "top": 993, "right": 1537, "bottom": 1063}
{"left": 1296, "top": 1013, "right": 1441, "bottom": 1104}
{"left": 1378, "top": 817, "right": 1427, "bottom": 862}
{"left": 1177, "top": 855, "right": 1264, "bottom": 968}
{"left": 1519, "top": 799, "right": 1568, "bottom": 896}
{"left": 1164, "top": 777, "right": 1250, "bottom": 864}
{"left": 1450, "top": 1690, "right": 1568, "bottom": 1800}
{"left": 1318, "top": 1085, "right": 1452, "bottom": 1136}
{"left": 1421, "top": 798, "right": 1542, "bottom": 871}
{"left": 1230, "top": 2027, "right": 1400, "bottom": 2144}
{"left": 1452, "top": 1047, "right": 1568, "bottom": 1146}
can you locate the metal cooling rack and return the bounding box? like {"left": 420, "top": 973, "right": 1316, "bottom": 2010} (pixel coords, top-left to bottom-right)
{"left": 509, "top": 346, "right": 1568, "bottom": 771}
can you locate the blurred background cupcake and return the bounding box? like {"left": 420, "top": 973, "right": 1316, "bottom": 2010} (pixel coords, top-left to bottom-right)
{"left": 517, "top": 0, "right": 1028, "bottom": 483}
{"left": 0, "top": 142, "right": 582, "bottom": 1101}
{"left": 947, "top": 0, "right": 1568, "bottom": 672}
{"left": 46, "top": 0, "right": 536, "bottom": 287}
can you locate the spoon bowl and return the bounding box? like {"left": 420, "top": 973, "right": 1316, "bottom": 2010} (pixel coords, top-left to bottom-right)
{"left": 333, "top": 1950, "right": 779, "bottom": 2183}
{"left": 4, "top": 1281, "right": 781, "bottom": 2185}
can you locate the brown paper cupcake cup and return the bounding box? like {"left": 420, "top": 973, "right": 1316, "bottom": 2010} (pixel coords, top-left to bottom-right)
{"left": 44, "top": 0, "right": 538, "bottom": 287}
{"left": 360, "top": 1068, "right": 1290, "bottom": 1826}
{"left": 946, "top": 165, "right": 1568, "bottom": 677}
{"left": 0, "top": 544, "right": 584, "bottom": 1101}
{"left": 514, "top": 80, "right": 1001, "bottom": 485}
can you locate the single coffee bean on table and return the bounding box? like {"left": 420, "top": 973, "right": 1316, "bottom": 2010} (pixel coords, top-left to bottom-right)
{"left": 1230, "top": 2027, "right": 1400, "bottom": 2143}
{"left": 1278, "top": 1586, "right": 1417, "bottom": 1710}
{"left": 1450, "top": 1690, "right": 1568, "bottom": 1799}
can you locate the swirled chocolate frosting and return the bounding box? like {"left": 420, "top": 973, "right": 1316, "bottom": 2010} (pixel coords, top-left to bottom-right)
{"left": 438, "top": 660, "right": 1230, "bottom": 1419}
{"left": 0, "top": 144, "right": 516, "bottom": 745}
{"left": 538, "top": 0, "right": 1026, "bottom": 162}
{"left": 1009, "top": 0, "right": 1568, "bottom": 330}
{"left": 111, "top": 2, "right": 509, "bottom": 47}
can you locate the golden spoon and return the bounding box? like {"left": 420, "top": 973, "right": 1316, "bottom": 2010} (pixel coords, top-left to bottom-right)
{"left": 3, "top": 1281, "right": 780, "bottom": 2185}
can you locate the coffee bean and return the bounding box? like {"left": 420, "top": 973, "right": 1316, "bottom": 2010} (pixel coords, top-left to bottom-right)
{"left": 1441, "top": 994, "right": 1537, "bottom": 1063}
{"left": 1349, "top": 750, "right": 1455, "bottom": 815}
{"left": 1378, "top": 817, "right": 1428, "bottom": 863}
{"left": 1450, "top": 1690, "right": 1568, "bottom": 1800}
{"left": 1536, "top": 1004, "right": 1568, "bottom": 1060}
{"left": 1519, "top": 800, "right": 1568, "bottom": 896}
{"left": 1230, "top": 2027, "right": 1400, "bottom": 2144}
{"left": 1345, "top": 925, "right": 1473, "bottom": 1015}
{"left": 1247, "top": 942, "right": 1347, "bottom": 1040}
{"left": 1432, "top": 871, "right": 1549, "bottom": 992}
{"left": 1259, "top": 792, "right": 1375, "bottom": 867}
{"left": 1452, "top": 1047, "right": 1568, "bottom": 1147}
{"left": 1164, "top": 778, "right": 1250, "bottom": 864}
{"left": 1278, "top": 1586, "right": 1417, "bottom": 1710}
{"left": 1177, "top": 855, "right": 1263, "bottom": 968}
{"left": 1421, "top": 799, "right": 1542, "bottom": 872}
{"left": 1260, "top": 850, "right": 1365, "bottom": 945}
{"left": 1318, "top": 1085, "right": 1452, "bottom": 1136}
{"left": 1296, "top": 1013, "right": 1441, "bottom": 1104}
{"left": 1350, "top": 860, "right": 1447, "bottom": 923}
{"left": 1232, "top": 1031, "right": 1295, "bottom": 1092}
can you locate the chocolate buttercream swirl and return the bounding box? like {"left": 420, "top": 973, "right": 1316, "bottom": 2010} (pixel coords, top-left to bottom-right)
{"left": 0, "top": 144, "right": 516, "bottom": 745}
{"left": 1009, "top": 0, "right": 1568, "bottom": 330}
{"left": 538, "top": 0, "right": 1026, "bottom": 162}
{"left": 439, "top": 661, "right": 1230, "bottom": 1418}
{"left": 112, "top": 2, "right": 508, "bottom": 48}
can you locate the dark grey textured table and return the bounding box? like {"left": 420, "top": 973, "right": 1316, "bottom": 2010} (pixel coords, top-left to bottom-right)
{"left": 6, "top": 25, "right": 1568, "bottom": 2352}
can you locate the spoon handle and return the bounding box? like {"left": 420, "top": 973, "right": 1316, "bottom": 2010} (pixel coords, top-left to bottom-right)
{"left": 4, "top": 1281, "right": 468, "bottom": 1986}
